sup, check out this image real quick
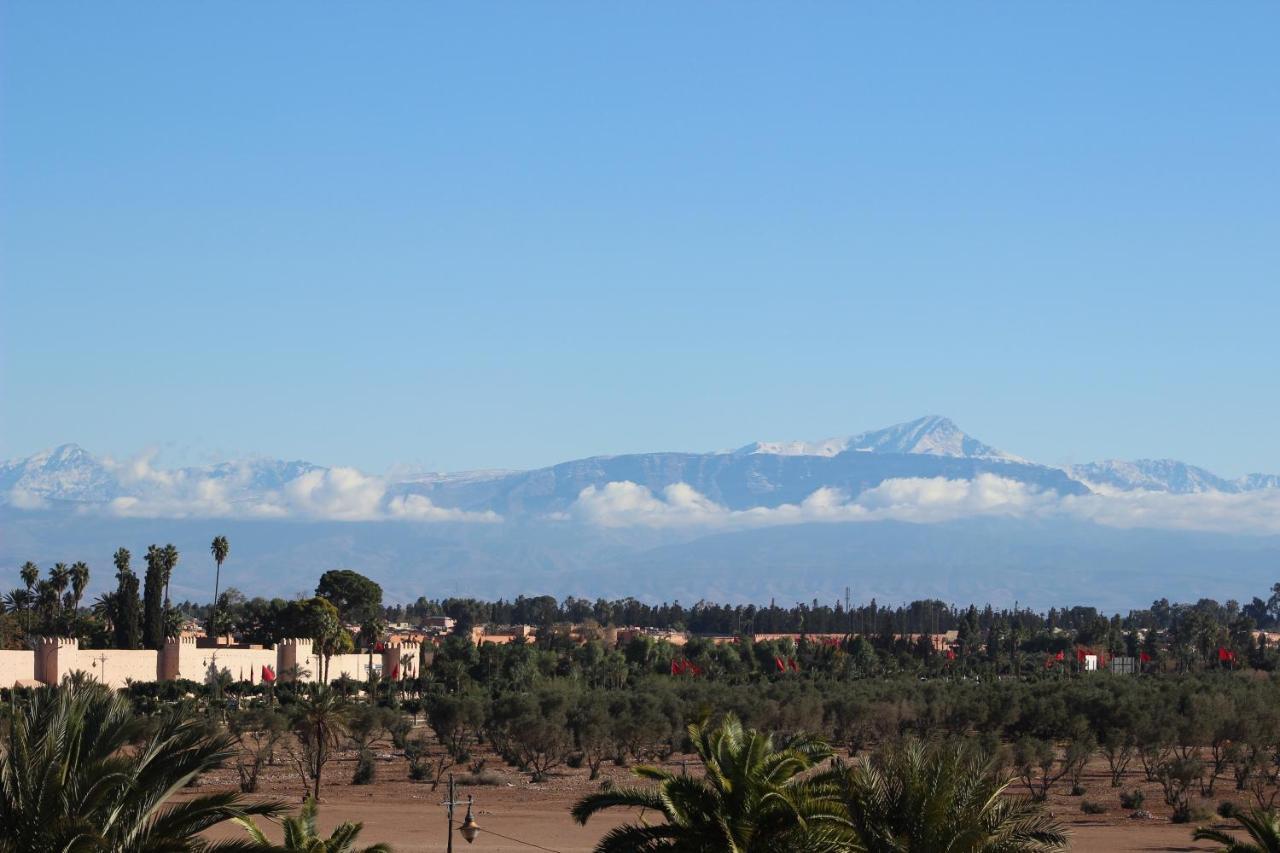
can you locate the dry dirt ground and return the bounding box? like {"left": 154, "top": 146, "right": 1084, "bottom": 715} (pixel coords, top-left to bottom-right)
{"left": 195, "top": 731, "right": 1263, "bottom": 852}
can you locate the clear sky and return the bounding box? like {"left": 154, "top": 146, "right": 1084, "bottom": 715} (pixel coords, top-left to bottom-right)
{"left": 2, "top": 4, "right": 1277, "bottom": 477}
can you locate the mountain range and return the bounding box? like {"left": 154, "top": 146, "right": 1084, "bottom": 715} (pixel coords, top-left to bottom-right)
{"left": 4, "top": 415, "right": 1276, "bottom": 515}
{"left": 3, "top": 416, "right": 1278, "bottom": 610}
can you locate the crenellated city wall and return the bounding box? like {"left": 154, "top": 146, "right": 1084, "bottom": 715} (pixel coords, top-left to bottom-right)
{"left": 2, "top": 637, "right": 422, "bottom": 690}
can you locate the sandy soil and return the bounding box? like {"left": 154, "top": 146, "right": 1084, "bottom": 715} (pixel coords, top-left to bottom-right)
{"left": 195, "top": 730, "right": 1260, "bottom": 852}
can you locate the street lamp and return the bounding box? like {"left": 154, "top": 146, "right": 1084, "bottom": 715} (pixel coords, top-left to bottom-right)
{"left": 443, "top": 773, "right": 480, "bottom": 849}
{"left": 459, "top": 798, "right": 479, "bottom": 843}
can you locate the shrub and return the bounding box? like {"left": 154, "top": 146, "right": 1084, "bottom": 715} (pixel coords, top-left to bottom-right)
{"left": 1081, "top": 800, "right": 1108, "bottom": 814}
{"left": 351, "top": 749, "right": 376, "bottom": 785}
{"left": 1070, "top": 784, "right": 1087, "bottom": 796}
{"left": 456, "top": 770, "right": 501, "bottom": 786}
{"left": 1217, "top": 800, "right": 1236, "bottom": 819}
{"left": 1119, "top": 789, "right": 1145, "bottom": 810}
{"left": 1171, "top": 804, "right": 1212, "bottom": 824}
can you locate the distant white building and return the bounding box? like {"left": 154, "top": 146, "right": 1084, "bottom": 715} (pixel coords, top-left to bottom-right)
{"left": 421, "top": 615, "right": 456, "bottom": 632}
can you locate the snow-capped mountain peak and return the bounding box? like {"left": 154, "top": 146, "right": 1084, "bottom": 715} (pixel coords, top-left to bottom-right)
{"left": 737, "top": 415, "right": 1023, "bottom": 461}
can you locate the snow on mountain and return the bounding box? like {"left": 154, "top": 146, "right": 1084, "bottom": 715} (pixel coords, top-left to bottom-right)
{"left": 1237, "top": 473, "right": 1280, "bottom": 491}
{"left": 5, "top": 418, "right": 1278, "bottom": 518}
{"left": 1068, "top": 459, "right": 1246, "bottom": 494}
{"left": 0, "top": 443, "right": 116, "bottom": 504}
{"left": 737, "top": 416, "right": 1024, "bottom": 461}
{"left": 395, "top": 469, "right": 522, "bottom": 486}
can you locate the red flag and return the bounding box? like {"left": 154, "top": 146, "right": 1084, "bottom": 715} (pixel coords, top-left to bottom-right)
{"left": 945, "top": 649, "right": 956, "bottom": 660}
{"left": 1076, "top": 649, "right": 1087, "bottom": 662}
{"left": 1139, "top": 651, "right": 1152, "bottom": 663}
{"left": 690, "top": 662, "right": 703, "bottom": 677}
{"left": 1218, "top": 647, "right": 1235, "bottom": 662}
{"left": 788, "top": 658, "right": 800, "bottom": 672}
{"left": 775, "top": 656, "right": 786, "bottom": 672}
{"left": 1054, "top": 650, "right": 1065, "bottom": 662}
{"left": 374, "top": 641, "right": 385, "bottom": 652}
{"left": 391, "top": 664, "right": 400, "bottom": 679}
{"left": 670, "top": 660, "right": 680, "bottom": 676}
{"left": 261, "top": 665, "right": 276, "bottom": 683}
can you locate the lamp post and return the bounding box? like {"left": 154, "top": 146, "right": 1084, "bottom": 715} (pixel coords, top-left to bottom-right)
{"left": 443, "top": 773, "right": 479, "bottom": 850}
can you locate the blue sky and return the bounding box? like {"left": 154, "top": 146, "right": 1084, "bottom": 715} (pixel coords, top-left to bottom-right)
{"left": 2, "top": 4, "right": 1277, "bottom": 477}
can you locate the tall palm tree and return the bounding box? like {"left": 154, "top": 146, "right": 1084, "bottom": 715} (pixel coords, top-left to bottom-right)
{"left": 69, "top": 561, "right": 90, "bottom": 612}
{"left": 0, "top": 681, "right": 285, "bottom": 852}
{"left": 161, "top": 543, "right": 180, "bottom": 608}
{"left": 19, "top": 561, "right": 38, "bottom": 633}
{"left": 49, "top": 562, "right": 71, "bottom": 620}
{"left": 20, "top": 560, "right": 39, "bottom": 592}
{"left": 235, "top": 797, "right": 391, "bottom": 852}
{"left": 819, "top": 738, "right": 1069, "bottom": 853}
{"left": 210, "top": 535, "right": 229, "bottom": 644}
{"left": 572, "top": 714, "right": 836, "bottom": 852}
{"left": 35, "top": 579, "right": 58, "bottom": 632}
{"left": 1194, "top": 808, "right": 1280, "bottom": 852}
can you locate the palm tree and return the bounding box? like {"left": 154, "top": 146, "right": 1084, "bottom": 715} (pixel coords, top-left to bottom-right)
{"left": 3, "top": 589, "right": 33, "bottom": 623}
{"left": 0, "top": 680, "right": 285, "bottom": 852}
{"left": 820, "top": 738, "right": 1069, "bottom": 853}
{"left": 69, "top": 560, "right": 90, "bottom": 612}
{"left": 162, "top": 543, "right": 180, "bottom": 607}
{"left": 236, "top": 797, "right": 391, "bottom": 852}
{"left": 34, "top": 579, "right": 58, "bottom": 632}
{"left": 210, "top": 535, "right": 229, "bottom": 644}
{"left": 19, "top": 561, "right": 38, "bottom": 632}
{"left": 291, "top": 687, "right": 350, "bottom": 801}
{"left": 19, "top": 560, "right": 39, "bottom": 592}
{"left": 49, "top": 562, "right": 71, "bottom": 623}
{"left": 572, "top": 714, "right": 836, "bottom": 852}
{"left": 1194, "top": 807, "right": 1280, "bottom": 852}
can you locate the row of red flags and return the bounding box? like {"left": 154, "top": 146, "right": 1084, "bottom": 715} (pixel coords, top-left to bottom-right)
{"left": 258, "top": 663, "right": 404, "bottom": 683}
{"left": 669, "top": 658, "right": 704, "bottom": 676}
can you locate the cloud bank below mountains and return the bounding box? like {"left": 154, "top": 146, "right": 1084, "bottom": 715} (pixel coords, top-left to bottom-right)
{"left": 78, "top": 453, "right": 501, "bottom": 523}
{"left": 562, "top": 475, "right": 1280, "bottom": 536}
{"left": 7, "top": 448, "right": 1280, "bottom": 536}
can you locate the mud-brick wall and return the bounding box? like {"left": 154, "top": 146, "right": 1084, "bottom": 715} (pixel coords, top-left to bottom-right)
{"left": 78, "top": 649, "right": 159, "bottom": 688}
{"left": 0, "top": 649, "right": 35, "bottom": 686}
{"left": 325, "top": 652, "right": 376, "bottom": 682}
{"left": 202, "top": 646, "right": 277, "bottom": 684}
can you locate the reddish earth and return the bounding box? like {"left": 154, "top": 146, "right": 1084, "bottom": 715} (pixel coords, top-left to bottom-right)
{"left": 196, "top": 735, "right": 1260, "bottom": 852}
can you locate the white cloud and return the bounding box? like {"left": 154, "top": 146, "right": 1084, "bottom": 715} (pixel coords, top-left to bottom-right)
{"left": 280, "top": 467, "right": 386, "bottom": 521}
{"left": 386, "top": 494, "right": 501, "bottom": 523}
{"left": 86, "top": 453, "right": 500, "bottom": 523}
{"left": 7, "top": 488, "right": 50, "bottom": 510}
{"left": 1060, "top": 488, "right": 1280, "bottom": 535}
{"left": 562, "top": 476, "right": 1280, "bottom": 535}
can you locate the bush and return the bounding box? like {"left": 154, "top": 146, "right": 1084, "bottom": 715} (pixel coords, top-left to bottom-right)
{"left": 1119, "top": 789, "right": 1145, "bottom": 810}
{"left": 351, "top": 749, "right": 376, "bottom": 785}
{"left": 1217, "top": 800, "right": 1236, "bottom": 819}
{"left": 1171, "top": 804, "right": 1211, "bottom": 824}
{"left": 455, "top": 770, "right": 501, "bottom": 786}
{"left": 1081, "top": 800, "right": 1108, "bottom": 815}
{"left": 1070, "top": 784, "right": 1087, "bottom": 796}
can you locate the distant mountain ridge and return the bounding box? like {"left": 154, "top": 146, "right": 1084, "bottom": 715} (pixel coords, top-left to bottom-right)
{"left": 1066, "top": 459, "right": 1277, "bottom": 495}
{"left": 3, "top": 415, "right": 1277, "bottom": 516}
{"left": 734, "top": 415, "right": 1023, "bottom": 461}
